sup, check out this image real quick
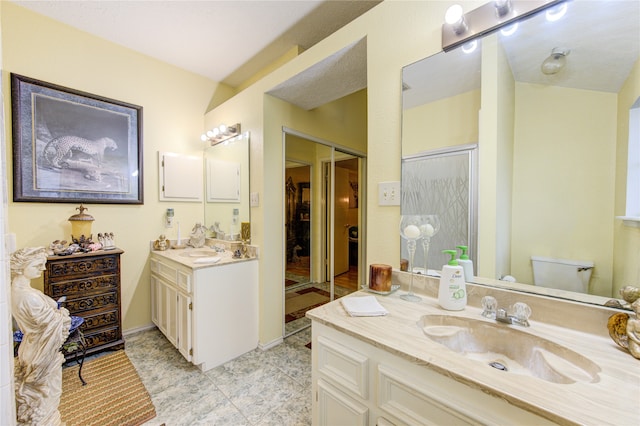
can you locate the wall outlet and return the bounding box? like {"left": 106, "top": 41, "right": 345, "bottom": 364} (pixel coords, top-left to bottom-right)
{"left": 250, "top": 192, "right": 259, "bottom": 207}
{"left": 378, "top": 181, "right": 401, "bottom": 206}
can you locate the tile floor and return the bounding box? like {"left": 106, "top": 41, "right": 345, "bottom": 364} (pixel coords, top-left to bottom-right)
{"left": 123, "top": 326, "right": 313, "bottom": 425}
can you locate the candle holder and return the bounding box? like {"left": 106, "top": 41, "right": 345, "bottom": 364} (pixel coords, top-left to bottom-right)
{"left": 400, "top": 215, "right": 425, "bottom": 302}
{"left": 420, "top": 214, "right": 440, "bottom": 276}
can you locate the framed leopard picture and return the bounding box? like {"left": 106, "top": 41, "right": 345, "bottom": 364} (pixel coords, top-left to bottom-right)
{"left": 11, "top": 73, "right": 143, "bottom": 204}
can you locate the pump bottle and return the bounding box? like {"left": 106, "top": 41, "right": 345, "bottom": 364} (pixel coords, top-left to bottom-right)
{"left": 438, "top": 250, "right": 467, "bottom": 311}
{"left": 456, "top": 245, "right": 474, "bottom": 281}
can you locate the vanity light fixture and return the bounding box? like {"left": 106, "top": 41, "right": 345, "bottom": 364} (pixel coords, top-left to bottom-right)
{"left": 445, "top": 4, "right": 468, "bottom": 35}
{"left": 200, "top": 123, "right": 241, "bottom": 146}
{"left": 541, "top": 47, "right": 570, "bottom": 75}
{"left": 545, "top": 2, "right": 568, "bottom": 22}
{"left": 442, "top": 0, "right": 566, "bottom": 52}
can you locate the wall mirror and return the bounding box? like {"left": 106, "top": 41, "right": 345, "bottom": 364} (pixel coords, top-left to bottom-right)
{"left": 203, "top": 133, "right": 250, "bottom": 238}
{"left": 401, "top": 0, "right": 639, "bottom": 308}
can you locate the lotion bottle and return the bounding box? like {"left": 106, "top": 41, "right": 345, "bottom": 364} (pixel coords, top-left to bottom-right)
{"left": 456, "top": 245, "right": 474, "bottom": 282}
{"left": 438, "top": 250, "right": 467, "bottom": 311}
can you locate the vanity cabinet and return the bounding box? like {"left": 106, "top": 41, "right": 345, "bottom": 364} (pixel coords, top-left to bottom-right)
{"left": 44, "top": 249, "right": 125, "bottom": 358}
{"left": 149, "top": 252, "right": 258, "bottom": 371}
{"left": 312, "top": 321, "right": 554, "bottom": 426}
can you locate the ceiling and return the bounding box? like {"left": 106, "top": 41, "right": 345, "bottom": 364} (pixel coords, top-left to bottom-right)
{"left": 11, "top": 0, "right": 380, "bottom": 89}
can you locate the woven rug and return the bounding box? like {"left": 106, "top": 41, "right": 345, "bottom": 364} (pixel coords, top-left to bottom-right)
{"left": 285, "top": 287, "right": 331, "bottom": 323}
{"left": 60, "top": 350, "right": 156, "bottom": 426}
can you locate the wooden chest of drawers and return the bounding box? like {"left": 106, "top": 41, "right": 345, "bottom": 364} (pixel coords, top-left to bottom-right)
{"left": 44, "top": 249, "right": 125, "bottom": 358}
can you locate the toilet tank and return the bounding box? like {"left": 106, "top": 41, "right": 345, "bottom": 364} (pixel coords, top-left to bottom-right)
{"left": 531, "top": 256, "right": 594, "bottom": 293}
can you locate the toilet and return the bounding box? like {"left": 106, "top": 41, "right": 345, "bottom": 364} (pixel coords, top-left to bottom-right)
{"left": 531, "top": 256, "right": 594, "bottom": 293}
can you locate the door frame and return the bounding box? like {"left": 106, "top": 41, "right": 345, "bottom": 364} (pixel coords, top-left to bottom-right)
{"left": 282, "top": 127, "right": 366, "bottom": 336}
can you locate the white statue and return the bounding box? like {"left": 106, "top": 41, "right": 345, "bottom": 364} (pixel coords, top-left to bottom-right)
{"left": 11, "top": 247, "right": 71, "bottom": 426}
{"left": 188, "top": 222, "right": 206, "bottom": 248}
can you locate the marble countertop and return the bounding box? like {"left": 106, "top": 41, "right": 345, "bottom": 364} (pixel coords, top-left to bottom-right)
{"left": 150, "top": 246, "right": 256, "bottom": 269}
{"left": 306, "top": 290, "right": 640, "bottom": 425}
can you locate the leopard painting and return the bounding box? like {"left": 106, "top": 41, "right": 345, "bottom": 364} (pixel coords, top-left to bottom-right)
{"left": 42, "top": 136, "right": 118, "bottom": 169}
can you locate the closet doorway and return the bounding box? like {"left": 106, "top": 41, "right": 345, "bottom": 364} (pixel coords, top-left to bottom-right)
{"left": 284, "top": 130, "right": 365, "bottom": 336}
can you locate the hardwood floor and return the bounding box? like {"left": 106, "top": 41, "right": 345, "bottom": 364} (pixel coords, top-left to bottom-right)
{"left": 334, "top": 265, "right": 359, "bottom": 292}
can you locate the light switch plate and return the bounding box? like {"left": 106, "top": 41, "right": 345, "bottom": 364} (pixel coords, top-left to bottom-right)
{"left": 250, "top": 192, "right": 259, "bottom": 207}
{"left": 378, "top": 181, "right": 401, "bottom": 206}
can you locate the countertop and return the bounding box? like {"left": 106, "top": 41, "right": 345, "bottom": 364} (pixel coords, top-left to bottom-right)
{"left": 306, "top": 289, "right": 640, "bottom": 425}
{"left": 150, "top": 246, "right": 256, "bottom": 270}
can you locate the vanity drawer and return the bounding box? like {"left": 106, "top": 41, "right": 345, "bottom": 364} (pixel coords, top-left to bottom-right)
{"left": 177, "top": 269, "right": 191, "bottom": 293}
{"left": 317, "top": 335, "right": 369, "bottom": 399}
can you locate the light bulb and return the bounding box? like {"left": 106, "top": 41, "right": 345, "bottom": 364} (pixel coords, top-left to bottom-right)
{"left": 206, "top": 130, "right": 215, "bottom": 138}
{"left": 212, "top": 128, "right": 220, "bottom": 137}
{"left": 461, "top": 40, "right": 477, "bottom": 54}
{"left": 445, "top": 4, "right": 468, "bottom": 35}
{"left": 200, "top": 134, "right": 208, "bottom": 142}
{"left": 219, "top": 124, "right": 227, "bottom": 134}
{"left": 494, "top": 0, "right": 511, "bottom": 17}
{"left": 545, "top": 3, "right": 567, "bottom": 22}
{"left": 445, "top": 4, "right": 463, "bottom": 24}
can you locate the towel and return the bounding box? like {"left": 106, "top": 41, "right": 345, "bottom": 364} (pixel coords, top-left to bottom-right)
{"left": 341, "top": 296, "right": 388, "bottom": 317}
{"left": 193, "top": 256, "right": 221, "bottom": 264}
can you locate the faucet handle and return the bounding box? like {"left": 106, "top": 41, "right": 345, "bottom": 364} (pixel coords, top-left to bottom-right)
{"left": 512, "top": 302, "right": 531, "bottom": 325}
{"left": 481, "top": 296, "right": 497, "bottom": 319}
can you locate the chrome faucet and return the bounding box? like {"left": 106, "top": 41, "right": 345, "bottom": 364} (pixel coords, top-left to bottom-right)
{"left": 481, "top": 296, "right": 531, "bottom": 327}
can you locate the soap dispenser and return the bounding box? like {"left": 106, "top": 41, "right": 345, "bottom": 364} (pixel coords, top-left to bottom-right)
{"left": 438, "top": 250, "right": 467, "bottom": 311}
{"left": 456, "top": 245, "right": 474, "bottom": 281}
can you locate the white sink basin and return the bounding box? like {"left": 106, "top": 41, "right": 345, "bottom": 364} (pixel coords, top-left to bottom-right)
{"left": 179, "top": 250, "right": 218, "bottom": 258}
{"left": 419, "top": 315, "right": 601, "bottom": 384}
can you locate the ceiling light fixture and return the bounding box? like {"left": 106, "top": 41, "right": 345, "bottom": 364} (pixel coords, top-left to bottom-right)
{"left": 442, "top": 0, "right": 566, "bottom": 52}
{"left": 200, "top": 123, "right": 241, "bottom": 146}
{"left": 540, "top": 47, "right": 570, "bottom": 75}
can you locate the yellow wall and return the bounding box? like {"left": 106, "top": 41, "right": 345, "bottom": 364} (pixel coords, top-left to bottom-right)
{"left": 510, "top": 83, "right": 617, "bottom": 296}
{"left": 203, "top": 0, "right": 468, "bottom": 345}
{"left": 1, "top": 2, "right": 221, "bottom": 331}
{"left": 402, "top": 89, "right": 480, "bottom": 156}
{"left": 614, "top": 57, "right": 640, "bottom": 296}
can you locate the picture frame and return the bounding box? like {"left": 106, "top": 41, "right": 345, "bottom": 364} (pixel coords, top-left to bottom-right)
{"left": 11, "top": 73, "right": 143, "bottom": 204}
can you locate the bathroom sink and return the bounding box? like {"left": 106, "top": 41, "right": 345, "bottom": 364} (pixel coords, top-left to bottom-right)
{"left": 419, "top": 315, "right": 601, "bottom": 384}
{"left": 180, "top": 250, "right": 218, "bottom": 258}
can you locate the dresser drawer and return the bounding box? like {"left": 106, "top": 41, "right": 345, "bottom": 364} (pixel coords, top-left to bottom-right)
{"left": 46, "top": 274, "right": 119, "bottom": 298}
{"left": 63, "top": 291, "right": 119, "bottom": 315}
{"left": 81, "top": 309, "right": 119, "bottom": 332}
{"left": 46, "top": 254, "right": 120, "bottom": 281}
{"left": 83, "top": 326, "right": 121, "bottom": 350}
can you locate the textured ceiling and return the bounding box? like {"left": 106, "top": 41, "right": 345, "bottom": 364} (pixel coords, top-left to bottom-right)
{"left": 11, "top": 0, "right": 381, "bottom": 87}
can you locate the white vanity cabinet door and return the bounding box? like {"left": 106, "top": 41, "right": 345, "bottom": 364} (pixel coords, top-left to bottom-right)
{"left": 150, "top": 273, "right": 159, "bottom": 326}
{"left": 317, "top": 379, "right": 368, "bottom": 426}
{"left": 164, "top": 280, "right": 179, "bottom": 346}
{"left": 176, "top": 291, "right": 192, "bottom": 361}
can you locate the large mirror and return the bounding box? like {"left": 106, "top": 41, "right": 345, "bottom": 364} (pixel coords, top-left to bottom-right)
{"left": 203, "top": 133, "right": 250, "bottom": 239}
{"left": 402, "top": 0, "right": 640, "bottom": 307}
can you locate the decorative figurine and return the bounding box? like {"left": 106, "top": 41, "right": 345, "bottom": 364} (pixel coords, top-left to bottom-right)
{"left": 11, "top": 247, "right": 71, "bottom": 426}
{"left": 188, "top": 223, "right": 206, "bottom": 248}
{"left": 98, "top": 232, "right": 116, "bottom": 250}
{"left": 153, "top": 235, "right": 169, "bottom": 251}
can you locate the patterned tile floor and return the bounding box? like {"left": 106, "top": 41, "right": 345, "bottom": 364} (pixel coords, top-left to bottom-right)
{"left": 123, "top": 327, "right": 312, "bottom": 425}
